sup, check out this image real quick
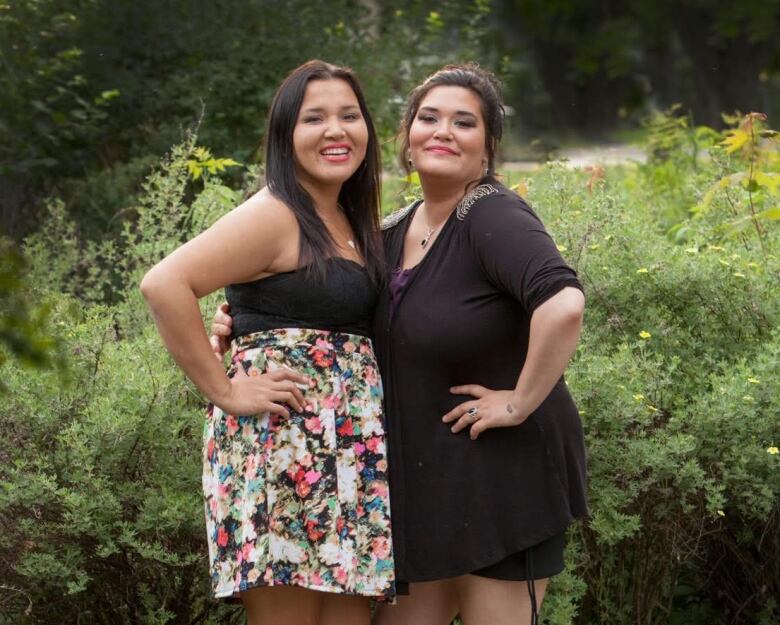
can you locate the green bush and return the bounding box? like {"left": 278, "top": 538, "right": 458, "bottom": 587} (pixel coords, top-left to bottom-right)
{"left": 2, "top": 116, "right": 779, "bottom": 624}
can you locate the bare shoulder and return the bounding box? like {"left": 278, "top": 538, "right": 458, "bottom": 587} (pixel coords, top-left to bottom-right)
{"left": 231, "top": 186, "right": 297, "bottom": 230}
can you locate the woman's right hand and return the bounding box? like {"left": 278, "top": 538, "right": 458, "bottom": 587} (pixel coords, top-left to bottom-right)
{"left": 210, "top": 302, "right": 233, "bottom": 360}
{"left": 218, "top": 366, "right": 309, "bottom": 418}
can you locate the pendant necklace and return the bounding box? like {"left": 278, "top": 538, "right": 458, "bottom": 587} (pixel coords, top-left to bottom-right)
{"left": 421, "top": 225, "right": 436, "bottom": 248}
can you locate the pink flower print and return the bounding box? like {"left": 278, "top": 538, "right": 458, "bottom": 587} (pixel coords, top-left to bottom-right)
{"left": 305, "top": 416, "right": 323, "bottom": 434}
{"left": 226, "top": 415, "right": 239, "bottom": 436}
{"left": 371, "top": 482, "right": 388, "bottom": 498}
{"left": 242, "top": 542, "right": 254, "bottom": 563}
{"left": 371, "top": 536, "right": 391, "bottom": 559}
{"left": 344, "top": 341, "right": 356, "bottom": 353}
{"left": 310, "top": 338, "right": 335, "bottom": 368}
{"left": 305, "top": 470, "right": 322, "bottom": 484}
{"left": 323, "top": 395, "right": 340, "bottom": 409}
{"left": 296, "top": 480, "right": 311, "bottom": 498}
{"left": 217, "top": 483, "right": 231, "bottom": 498}
{"left": 217, "top": 527, "right": 229, "bottom": 547}
{"left": 334, "top": 566, "right": 347, "bottom": 585}
{"left": 311, "top": 572, "right": 323, "bottom": 586}
{"left": 365, "top": 366, "right": 378, "bottom": 386}
{"left": 366, "top": 436, "right": 381, "bottom": 452}
{"left": 359, "top": 342, "right": 370, "bottom": 354}
{"left": 353, "top": 442, "right": 366, "bottom": 455}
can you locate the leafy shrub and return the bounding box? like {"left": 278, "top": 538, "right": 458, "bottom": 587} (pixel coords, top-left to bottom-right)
{"left": 2, "top": 116, "right": 779, "bottom": 624}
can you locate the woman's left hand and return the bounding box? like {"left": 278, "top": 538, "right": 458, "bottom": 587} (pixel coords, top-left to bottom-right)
{"left": 442, "top": 385, "right": 528, "bottom": 440}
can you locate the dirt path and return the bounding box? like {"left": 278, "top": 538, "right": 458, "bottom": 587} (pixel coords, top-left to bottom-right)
{"left": 502, "top": 143, "right": 646, "bottom": 172}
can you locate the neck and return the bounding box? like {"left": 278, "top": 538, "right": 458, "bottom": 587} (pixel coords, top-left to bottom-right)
{"left": 299, "top": 178, "right": 342, "bottom": 217}
{"left": 419, "top": 175, "right": 481, "bottom": 223}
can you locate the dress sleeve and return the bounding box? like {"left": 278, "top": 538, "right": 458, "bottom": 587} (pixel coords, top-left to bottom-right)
{"left": 466, "top": 193, "right": 583, "bottom": 313}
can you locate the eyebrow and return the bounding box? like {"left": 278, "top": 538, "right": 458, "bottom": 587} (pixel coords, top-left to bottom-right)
{"left": 419, "top": 106, "right": 478, "bottom": 119}
{"left": 300, "top": 105, "right": 360, "bottom": 114}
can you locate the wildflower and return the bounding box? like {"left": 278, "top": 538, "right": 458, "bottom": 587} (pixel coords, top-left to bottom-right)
{"left": 604, "top": 234, "right": 613, "bottom": 241}
{"left": 639, "top": 330, "right": 651, "bottom": 340}
{"left": 589, "top": 244, "right": 600, "bottom": 250}
{"left": 747, "top": 377, "right": 760, "bottom": 384}
{"left": 636, "top": 267, "right": 649, "bottom": 274}
{"left": 767, "top": 447, "right": 779, "bottom": 455}
{"left": 633, "top": 393, "right": 645, "bottom": 401}
{"left": 647, "top": 405, "right": 659, "bottom": 412}
{"left": 557, "top": 244, "right": 568, "bottom": 252}
{"left": 717, "top": 510, "right": 725, "bottom": 517}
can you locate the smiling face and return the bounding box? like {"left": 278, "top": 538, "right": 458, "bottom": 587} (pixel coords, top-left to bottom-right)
{"left": 408, "top": 85, "right": 487, "bottom": 184}
{"left": 292, "top": 78, "right": 368, "bottom": 192}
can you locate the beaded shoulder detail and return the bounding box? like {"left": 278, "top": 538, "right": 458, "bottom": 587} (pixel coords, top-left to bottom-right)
{"left": 380, "top": 202, "right": 417, "bottom": 230}
{"left": 455, "top": 183, "right": 500, "bottom": 220}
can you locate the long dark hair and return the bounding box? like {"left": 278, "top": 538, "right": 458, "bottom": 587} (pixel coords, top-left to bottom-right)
{"left": 398, "top": 63, "right": 505, "bottom": 178}
{"left": 265, "top": 60, "right": 383, "bottom": 282}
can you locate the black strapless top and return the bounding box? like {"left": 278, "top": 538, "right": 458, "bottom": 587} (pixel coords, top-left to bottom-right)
{"left": 225, "top": 257, "right": 378, "bottom": 339}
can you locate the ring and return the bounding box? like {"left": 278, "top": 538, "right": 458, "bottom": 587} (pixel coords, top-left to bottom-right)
{"left": 466, "top": 407, "right": 480, "bottom": 422}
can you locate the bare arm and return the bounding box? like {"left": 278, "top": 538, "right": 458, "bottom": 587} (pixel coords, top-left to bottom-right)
{"left": 443, "top": 286, "right": 585, "bottom": 439}
{"left": 140, "top": 189, "right": 307, "bottom": 415}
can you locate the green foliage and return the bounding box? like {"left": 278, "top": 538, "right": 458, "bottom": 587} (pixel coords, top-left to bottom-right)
{"left": 521, "top": 150, "right": 779, "bottom": 625}
{"left": 1, "top": 139, "right": 242, "bottom": 624}
{"left": 0, "top": 239, "right": 59, "bottom": 383}
{"left": 4, "top": 109, "right": 780, "bottom": 625}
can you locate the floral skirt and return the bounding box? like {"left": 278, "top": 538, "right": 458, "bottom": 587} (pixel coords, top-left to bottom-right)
{"left": 203, "top": 328, "right": 395, "bottom": 601}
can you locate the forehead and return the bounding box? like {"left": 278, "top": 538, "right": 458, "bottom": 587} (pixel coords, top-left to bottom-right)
{"left": 418, "top": 85, "right": 483, "bottom": 116}
{"left": 301, "top": 78, "right": 359, "bottom": 107}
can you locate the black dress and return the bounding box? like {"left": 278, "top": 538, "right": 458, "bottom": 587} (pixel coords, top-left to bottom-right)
{"left": 373, "top": 180, "right": 588, "bottom": 584}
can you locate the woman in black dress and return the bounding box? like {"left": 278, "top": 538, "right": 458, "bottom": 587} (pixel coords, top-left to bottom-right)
{"left": 213, "top": 64, "right": 588, "bottom": 625}
{"left": 372, "top": 65, "right": 587, "bottom": 625}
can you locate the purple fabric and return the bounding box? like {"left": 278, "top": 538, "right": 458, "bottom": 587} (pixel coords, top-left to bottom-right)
{"left": 389, "top": 266, "right": 416, "bottom": 319}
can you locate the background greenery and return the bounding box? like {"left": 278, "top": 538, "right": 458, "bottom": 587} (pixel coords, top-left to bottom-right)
{"left": 1, "top": 1, "right": 779, "bottom": 624}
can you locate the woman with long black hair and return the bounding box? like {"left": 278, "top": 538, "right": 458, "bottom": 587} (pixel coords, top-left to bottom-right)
{"left": 141, "top": 60, "right": 394, "bottom": 625}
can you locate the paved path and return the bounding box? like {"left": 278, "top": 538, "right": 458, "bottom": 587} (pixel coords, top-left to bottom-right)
{"left": 502, "top": 143, "right": 646, "bottom": 171}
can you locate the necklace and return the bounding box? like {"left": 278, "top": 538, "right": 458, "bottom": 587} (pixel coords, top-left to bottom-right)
{"left": 321, "top": 208, "right": 356, "bottom": 250}
{"left": 420, "top": 205, "right": 448, "bottom": 248}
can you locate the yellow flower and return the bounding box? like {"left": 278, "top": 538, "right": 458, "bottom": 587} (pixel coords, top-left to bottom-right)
{"left": 767, "top": 446, "right": 779, "bottom": 455}
{"left": 639, "top": 330, "right": 651, "bottom": 340}
{"left": 604, "top": 234, "right": 613, "bottom": 241}
{"left": 636, "top": 267, "right": 649, "bottom": 274}
{"left": 589, "top": 244, "right": 600, "bottom": 250}
{"left": 717, "top": 510, "right": 725, "bottom": 517}
{"left": 747, "top": 377, "right": 760, "bottom": 384}
{"left": 733, "top": 272, "right": 746, "bottom": 278}
{"left": 557, "top": 244, "right": 568, "bottom": 252}
{"left": 647, "top": 405, "right": 659, "bottom": 412}
{"left": 685, "top": 247, "right": 698, "bottom": 254}
{"left": 633, "top": 393, "right": 645, "bottom": 401}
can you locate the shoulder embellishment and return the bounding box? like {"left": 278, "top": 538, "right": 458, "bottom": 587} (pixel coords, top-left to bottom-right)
{"left": 455, "top": 183, "right": 500, "bottom": 220}
{"left": 455, "top": 183, "right": 499, "bottom": 221}
{"left": 381, "top": 201, "right": 417, "bottom": 230}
